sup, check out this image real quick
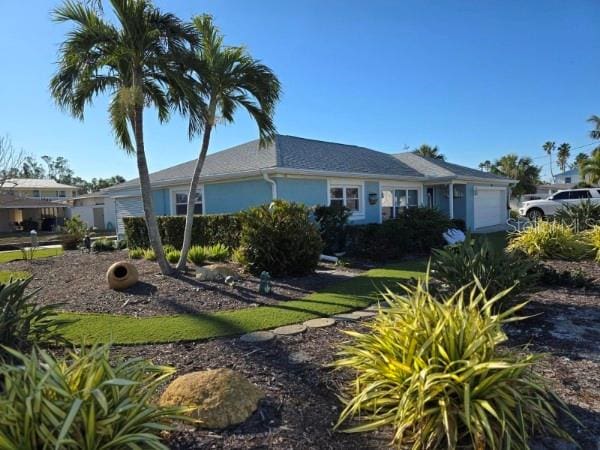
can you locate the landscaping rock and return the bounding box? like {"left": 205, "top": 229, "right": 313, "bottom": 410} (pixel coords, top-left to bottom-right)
{"left": 303, "top": 318, "right": 335, "bottom": 328}
{"left": 196, "top": 264, "right": 241, "bottom": 282}
{"left": 159, "top": 368, "right": 263, "bottom": 429}
{"left": 240, "top": 331, "right": 275, "bottom": 343}
{"left": 273, "top": 324, "right": 306, "bottom": 335}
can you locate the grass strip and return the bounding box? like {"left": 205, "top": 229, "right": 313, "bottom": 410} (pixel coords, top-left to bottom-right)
{"left": 60, "top": 260, "right": 427, "bottom": 345}
{"left": 0, "top": 271, "right": 31, "bottom": 283}
{"left": 0, "top": 247, "right": 64, "bottom": 263}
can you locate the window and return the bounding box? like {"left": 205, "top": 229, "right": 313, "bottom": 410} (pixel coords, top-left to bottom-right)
{"left": 330, "top": 185, "right": 361, "bottom": 213}
{"left": 569, "top": 190, "right": 591, "bottom": 199}
{"left": 174, "top": 191, "right": 202, "bottom": 215}
{"left": 552, "top": 191, "right": 570, "bottom": 200}
{"left": 565, "top": 177, "right": 572, "bottom": 184}
{"left": 32, "top": 190, "right": 40, "bottom": 197}
{"left": 57, "top": 191, "right": 66, "bottom": 198}
{"left": 381, "top": 188, "right": 419, "bottom": 220}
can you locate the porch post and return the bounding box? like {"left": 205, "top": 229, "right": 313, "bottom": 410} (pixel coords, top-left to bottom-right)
{"left": 448, "top": 183, "right": 454, "bottom": 219}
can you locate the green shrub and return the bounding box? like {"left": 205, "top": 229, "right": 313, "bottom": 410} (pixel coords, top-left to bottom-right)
{"left": 165, "top": 249, "right": 181, "bottom": 264}
{"left": 187, "top": 245, "right": 207, "bottom": 265}
{"left": 231, "top": 247, "right": 247, "bottom": 266}
{"left": 128, "top": 248, "right": 144, "bottom": 259}
{"left": 205, "top": 243, "right": 229, "bottom": 261}
{"left": 163, "top": 244, "right": 176, "bottom": 254}
{"left": 0, "top": 344, "right": 189, "bottom": 449}
{"left": 143, "top": 248, "right": 156, "bottom": 261}
{"left": 124, "top": 215, "right": 242, "bottom": 249}
{"left": 61, "top": 235, "right": 80, "bottom": 250}
{"left": 115, "top": 239, "right": 127, "bottom": 250}
{"left": 334, "top": 278, "right": 572, "bottom": 448}
{"left": 62, "top": 216, "right": 89, "bottom": 250}
{"left": 313, "top": 204, "right": 351, "bottom": 254}
{"left": 554, "top": 200, "right": 600, "bottom": 231}
{"left": 239, "top": 200, "right": 323, "bottom": 276}
{"left": 92, "top": 238, "right": 115, "bottom": 252}
{"left": 347, "top": 207, "right": 453, "bottom": 260}
{"left": 431, "top": 235, "right": 538, "bottom": 299}
{"left": 507, "top": 221, "right": 592, "bottom": 260}
{"left": 0, "top": 278, "right": 67, "bottom": 363}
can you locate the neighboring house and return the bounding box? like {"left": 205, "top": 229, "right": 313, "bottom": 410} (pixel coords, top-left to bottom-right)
{"left": 553, "top": 168, "right": 581, "bottom": 185}
{"left": 67, "top": 193, "right": 117, "bottom": 231}
{"left": 1, "top": 178, "right": 78, "bottom": 200}
{"left": 103, "top": 135, "right": 513, "bottom": 236}
{"left": 0, "top": 178, "right": 77, "bottom": 232}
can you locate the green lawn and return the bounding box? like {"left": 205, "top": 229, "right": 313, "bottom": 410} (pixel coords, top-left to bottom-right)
{"left": 0, "top": 270, "right": 31, "bottom": 283}
{"left": 0, "top": 247, "right": 64, "bottom": 263}
{"left": 60, "top": 259, "right": 427, "bottom": 345}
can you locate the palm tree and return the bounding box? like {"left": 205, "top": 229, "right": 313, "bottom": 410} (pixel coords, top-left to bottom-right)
{"left": 542, "top": 141, "right": 556, "bottom": 178}
{"left": 581, "top": 150, "right": 600, "bottom": 185}
{"left": 50, "top": 0, "right": 199, "bottom": 275}
{"left": 574, "top": 152, "right": 589, "bottom": 169}
{"left": 491, "top": 154, "right": 541, "bottom": 197}
{"left": 589, "top": 115, "right": 600, "bottom": 141}
{"left": 478, "top": 160, "right": 491, "bottom": 172}
{"left": 175, "top": 15, "right": 281, "bottom": 270}
{"left": 413, "top": 144, "right": 445, "bottom": 160}
{"left": 556, "top": 142, "right": 571, "bottom": 173}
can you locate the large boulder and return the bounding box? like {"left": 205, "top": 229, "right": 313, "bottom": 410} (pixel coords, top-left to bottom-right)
{"left": 159, "top": 368, "right": 263, "bottom": 429}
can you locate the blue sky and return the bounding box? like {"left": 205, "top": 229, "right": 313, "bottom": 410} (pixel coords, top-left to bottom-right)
{"left": 0, "top": 0, "right": 598, "bottom": 182}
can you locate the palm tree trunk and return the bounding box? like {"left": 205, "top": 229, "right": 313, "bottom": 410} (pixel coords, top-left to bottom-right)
{"left": 176, "top": 123, "right": 213, "bottom": 270}
{"left": 133, "top": 104, "right": 172, "bottom": 275}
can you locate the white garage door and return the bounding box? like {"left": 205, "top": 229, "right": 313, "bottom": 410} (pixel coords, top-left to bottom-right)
{"left": 115, "top": 196, "right": 144, "bottom": 236}
{"left": 474, "top": 187, "right": 506, "bottom": 229}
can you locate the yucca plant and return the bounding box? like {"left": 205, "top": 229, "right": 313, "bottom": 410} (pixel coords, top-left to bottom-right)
{"left": 554, "top": 200, "right": 600, "bottom": 231}
{"left": 205, "top": 243, "right": 229, "bottom": 262}
{"left": 143, "top": 248, "right": 157, "bottom": 261}
{"left": 165, "top": 249, "right": 182, "bottom": 264}
{"left": 431, "top": 235, "right": 538, "bottom": 300}
{"left": 0, "top": 344, "right": 190, "bottom": 449}
{"left": 0, "top": 277, "right": 67, "bottom": 363}
{"left": 581, "top": 225, "right": 600, "bottom": 261}
{"left": 187, "top": 245, "right": 207, "bottom": 265}
{"left": 334, "top": 277, "right": 573, "bottom": 449}
{"left": 507, "top": 221, "right": 592, "bottom": 260}
{"left": 128, "top": 248, "right": 145, "bottom": 259}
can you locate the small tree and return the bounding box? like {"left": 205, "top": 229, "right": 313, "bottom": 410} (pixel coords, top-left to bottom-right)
{"left": 0, "top": 135, "right": 25, "bottom": 190}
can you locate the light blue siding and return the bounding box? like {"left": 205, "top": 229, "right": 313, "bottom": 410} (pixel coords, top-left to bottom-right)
{"left": 350, "top": 180, "right": 380, "bottom": 225}
{"left": 275, "top": 178, "right": 327, "bottom": 206}
{"left": 204, "top": 179, "right": 273, "bottom": 214}
{"left": 152, "top": 189, "right": 169, "bottom": 215}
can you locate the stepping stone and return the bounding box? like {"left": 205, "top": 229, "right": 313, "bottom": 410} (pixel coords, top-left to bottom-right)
{"left": 366, "top": 303, "right": 390, "bottom": 311}
{"left": 353, "top": 311, "right": 377, "bottom": 319}
{"left": 303, "top": 318, "right": 335, "bottom": 328}
{"left": 240, "top": 331, "right": 275, "bottom": 343}
{"left": 273, "top": 324, "right": 306, "bottom": 336}
{"left": 333, "top": 312, "right": 361, "bottom": 321}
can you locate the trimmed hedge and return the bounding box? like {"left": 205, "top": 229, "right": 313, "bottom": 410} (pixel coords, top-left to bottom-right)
{"left": 346, "top": 207, "right": 455, "bottom": 261}
{"left": 123, "top": 215, "right": 241, "bottom": 250}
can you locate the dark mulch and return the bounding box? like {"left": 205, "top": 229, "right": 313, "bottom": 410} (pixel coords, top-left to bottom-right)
{"left": 3, "top": 251, "right": 362, "bottom": 317}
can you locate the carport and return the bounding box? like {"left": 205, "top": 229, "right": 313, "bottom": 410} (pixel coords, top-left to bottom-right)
{"left": 0, "top": 194, "right": 69, "bottom": 232}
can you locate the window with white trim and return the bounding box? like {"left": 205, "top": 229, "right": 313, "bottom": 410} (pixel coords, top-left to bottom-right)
{"left": 330, "top": 185, "right": 361, "bottom": 213}
{"left": 381, "top": 188, "right": 419, "bottom": 220}
{"left": 174, "top": 191, "right": 203, "bottom": 215}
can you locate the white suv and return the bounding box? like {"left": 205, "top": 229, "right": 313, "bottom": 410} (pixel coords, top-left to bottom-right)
{"left": 519, "top": 188, "right": 600, "bottom": 220}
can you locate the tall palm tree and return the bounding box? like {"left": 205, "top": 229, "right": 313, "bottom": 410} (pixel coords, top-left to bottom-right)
{"left": 542, "top": 141, "right": 556, "bottom": 178}
{"left": 50, "top": 0, "right": 199, "bottom": 275}
{"left": 556, "top": 142, "right": 571, "bottom": 173}
{"left": 413, "top": 144, "right": 445, "bottom": 160}
{"left": 175, "top": 15, "right": 281, "bottom": 270}
{"left": 589, "top": 115, "right": 600, "bottom": 141}
{"left": 581, "top": 150, "right": 600, "bottom": 185}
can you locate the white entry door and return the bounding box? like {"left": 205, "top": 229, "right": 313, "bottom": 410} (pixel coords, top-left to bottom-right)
{"left": 474, "top": 187, "right": 506, "bottom": 229}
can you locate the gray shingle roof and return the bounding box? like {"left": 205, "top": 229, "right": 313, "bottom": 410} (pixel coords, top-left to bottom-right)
{"left": 107, "top": 135, "right": 510, "bottom": 192}
{"left": 394, "top": 152, "right": 511, "bottom": 181}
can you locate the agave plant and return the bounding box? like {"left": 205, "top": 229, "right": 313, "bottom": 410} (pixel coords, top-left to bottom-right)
{"left": 0, "top": 344, "right": 191, "bottom": 449}
{"left": 334, "top": 276, "right": 573, "bottom": 448}
{"left": 204, "top": 243, "right": 229, "bottom": 262}
{"left": 554, "top": 200, "right": 600, "bottom": 231}
{"left": 581, "top": 226, "right": 600, "bottom": 261}
{"left": 0, "top": 277, "right": 68, "bottom": 362}
{"left": 187, "top": 245, "right": 208, "bottom": 265}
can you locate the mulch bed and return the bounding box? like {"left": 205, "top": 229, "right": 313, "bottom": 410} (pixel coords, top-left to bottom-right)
{"left": 3, "top": 251, "right": 362, "bottom": 316}
{"left": 110, "top": 258, "right": 600, "bottom": 450}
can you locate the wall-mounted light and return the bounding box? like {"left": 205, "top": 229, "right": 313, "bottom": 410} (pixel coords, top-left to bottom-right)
{"left": 368, "top": 192, "right": 379, "bottom": 205}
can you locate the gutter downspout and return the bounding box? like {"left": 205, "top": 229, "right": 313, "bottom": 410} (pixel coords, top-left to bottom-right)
{"left": 262, "top": 171, "right": 277, "bottom": 200}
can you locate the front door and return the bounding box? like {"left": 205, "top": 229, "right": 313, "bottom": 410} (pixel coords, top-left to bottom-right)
{"left": 93, "top": 207, "right": 105, "bottom": 229}
{"left": 427, "top": 187, "right": 434, "bottom": 208}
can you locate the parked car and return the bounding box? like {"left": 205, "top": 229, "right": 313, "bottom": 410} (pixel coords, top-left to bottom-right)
{"left": 518, "top": 188, "right": 600, "bottom": 220}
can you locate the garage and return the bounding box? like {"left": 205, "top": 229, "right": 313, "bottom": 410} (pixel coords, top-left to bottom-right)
{"left": 474, "top": 187, "right": 507, "bottom": 229}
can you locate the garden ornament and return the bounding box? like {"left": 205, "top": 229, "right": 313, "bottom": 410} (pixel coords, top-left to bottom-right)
{"left": 106, "top": 261, "right": 139, "bottom": 290}
{"left": 30, "top": 230, "right": 38, "bottom": 248}
{"left": 259, "top": 271, "right": 271, "bottom": 295}
{"left": 225, "top": 275, "right": 236, "bottom": 287}
{"left": 83, "top": 234, "right": 91, "bottom": 253}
